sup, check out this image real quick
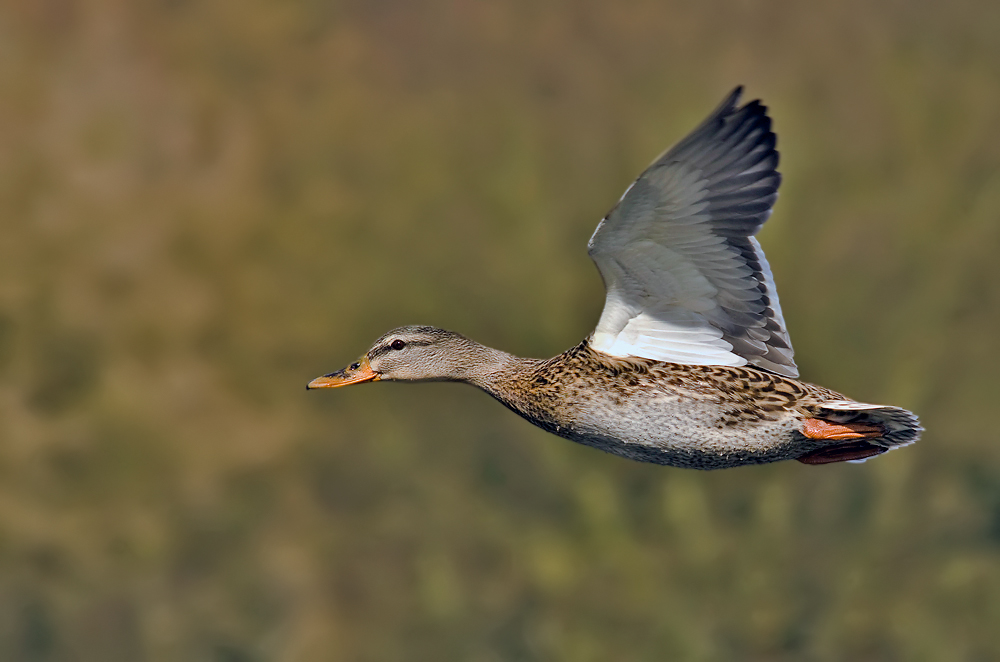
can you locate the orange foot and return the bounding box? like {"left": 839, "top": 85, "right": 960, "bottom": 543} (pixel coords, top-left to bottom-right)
{"left": 796, "top": 418, "right": 887, "bottom": 465}
{"left": 801, "top": 418, "right": 884, "bottom": 441}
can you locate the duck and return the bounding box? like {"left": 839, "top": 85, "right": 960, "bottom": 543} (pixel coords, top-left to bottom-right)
{"left": 308, "top": 87, "right": 921, "bottom": 469}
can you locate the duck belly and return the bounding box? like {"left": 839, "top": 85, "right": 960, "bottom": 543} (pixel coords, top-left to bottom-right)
{"left": 554, "top": 393, "right": 805, "bottom": 470}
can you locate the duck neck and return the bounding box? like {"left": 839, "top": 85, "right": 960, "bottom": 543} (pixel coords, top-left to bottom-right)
{"left": 458, "top": 343, "right": 521, "bottom": 389}
{"left": 459, "top": 343, "right": 544, "bottom": 414}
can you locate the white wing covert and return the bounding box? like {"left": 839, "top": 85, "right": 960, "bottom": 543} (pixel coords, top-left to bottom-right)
{"left": 587, "top": 87, "right": 798, "bottom": 377}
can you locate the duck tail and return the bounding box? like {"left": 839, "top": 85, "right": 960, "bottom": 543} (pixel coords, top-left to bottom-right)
{"left": 797, "top": 401, "right": 922, "bottom": 465}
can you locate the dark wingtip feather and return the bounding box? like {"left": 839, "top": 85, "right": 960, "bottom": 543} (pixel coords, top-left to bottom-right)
{"left": 710, "top": 87, "right": 749, "bottom": 126}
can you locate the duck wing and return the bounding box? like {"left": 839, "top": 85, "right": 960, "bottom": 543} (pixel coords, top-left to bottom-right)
{"left": 587, "top": 86, "right": 798, "bottom": 377}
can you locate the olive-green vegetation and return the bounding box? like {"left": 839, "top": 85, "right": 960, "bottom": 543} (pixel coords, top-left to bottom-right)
{"left": 1, "top": 1, "right": 998, "bottom": 660}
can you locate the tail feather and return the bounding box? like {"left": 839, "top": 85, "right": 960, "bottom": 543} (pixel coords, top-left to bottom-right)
{"left": 818, "top": 400, "right": 923, "bottom": 455}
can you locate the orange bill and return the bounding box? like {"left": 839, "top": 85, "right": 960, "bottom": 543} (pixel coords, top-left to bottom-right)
{"left": 307, "top": 357, "right": 380, "bottom": 389}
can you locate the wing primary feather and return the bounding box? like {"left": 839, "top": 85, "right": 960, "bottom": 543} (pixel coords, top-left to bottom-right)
{"left": 588, "top": 88, "right": 798, "bottom": 377}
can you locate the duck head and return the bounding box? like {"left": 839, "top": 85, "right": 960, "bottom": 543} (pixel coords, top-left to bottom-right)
{"left": 307, "top": 326, "right": 489, "bottom": 388}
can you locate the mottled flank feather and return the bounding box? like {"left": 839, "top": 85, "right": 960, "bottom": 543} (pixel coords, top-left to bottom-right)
{"left": 475, "top": 341, "right": 920, "bottom": 470}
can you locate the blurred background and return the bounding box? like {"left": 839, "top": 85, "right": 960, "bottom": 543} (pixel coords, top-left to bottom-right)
{"left": 1, "top": 0, "right": 999, "bottom": 660}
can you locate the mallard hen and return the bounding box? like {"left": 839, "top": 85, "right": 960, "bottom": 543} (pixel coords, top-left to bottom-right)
{"left": 308, "top": 87, "right": 921, "bottom": 469}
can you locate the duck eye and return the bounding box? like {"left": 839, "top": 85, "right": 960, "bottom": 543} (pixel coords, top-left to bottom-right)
{"left": 390, "top": 339, "right": 406, "bottom": 351}
{"left": 350, "top": 362, "right": 360, "bottom": 370}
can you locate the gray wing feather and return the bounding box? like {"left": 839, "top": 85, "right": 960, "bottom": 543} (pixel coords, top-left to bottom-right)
{"left": 587, "top": 87, "right": 798, "bottom": 377}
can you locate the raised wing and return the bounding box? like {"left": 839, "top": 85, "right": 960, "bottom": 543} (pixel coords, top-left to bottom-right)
{"left": 587, "top": 87, "right": 797, "bottom": 377}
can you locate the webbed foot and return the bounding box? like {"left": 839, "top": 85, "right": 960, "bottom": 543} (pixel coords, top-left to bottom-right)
{"left": 797, "top": 417, "right": 887, "bottom": 465}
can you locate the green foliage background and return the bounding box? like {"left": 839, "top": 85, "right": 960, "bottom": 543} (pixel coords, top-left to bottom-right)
{"left": 1, "top": 1, "right": 999, "bottom": 659}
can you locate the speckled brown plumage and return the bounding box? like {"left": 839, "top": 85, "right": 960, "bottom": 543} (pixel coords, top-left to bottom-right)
{"left": 470, "top": 340, "right": 919, "bottom": 470}
{"left": 310, "top": 326, "right": 921, "bottom": 470}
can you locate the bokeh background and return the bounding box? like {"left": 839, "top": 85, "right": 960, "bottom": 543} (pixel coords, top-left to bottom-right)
{"left": 1, "top": 0, "right": 999, "bottom": 660}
